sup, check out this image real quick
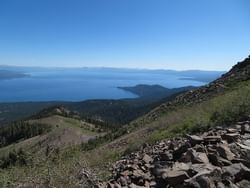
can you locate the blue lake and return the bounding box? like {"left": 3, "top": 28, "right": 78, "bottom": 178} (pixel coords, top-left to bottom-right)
{"left": 0, "top": 68, "right": 208, "bottom": 102}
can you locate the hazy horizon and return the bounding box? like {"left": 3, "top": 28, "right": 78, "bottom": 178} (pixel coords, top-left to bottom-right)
{"left": 0, "top": 64, "right": 227, "bottom": 72}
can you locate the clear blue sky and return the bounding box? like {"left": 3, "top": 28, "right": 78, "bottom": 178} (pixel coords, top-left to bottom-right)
{"left": 0, "top": 0, "right": 249, "bottom": 71}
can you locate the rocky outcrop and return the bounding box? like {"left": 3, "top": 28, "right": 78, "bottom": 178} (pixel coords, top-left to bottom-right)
{"left": 96, "top": 117, "right": 250, "bottom": 188}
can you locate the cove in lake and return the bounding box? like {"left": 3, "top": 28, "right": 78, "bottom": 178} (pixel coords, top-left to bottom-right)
{"left": 0, "top": 68, "right": 222, "bottom": 102}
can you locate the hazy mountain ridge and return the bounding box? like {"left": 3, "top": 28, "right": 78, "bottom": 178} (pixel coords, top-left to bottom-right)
{"left": 0, "top": 65, "right": 224, "bottom": 83}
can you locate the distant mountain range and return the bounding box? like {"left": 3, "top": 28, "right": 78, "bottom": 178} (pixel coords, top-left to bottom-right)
{"left": 0, "top": 65, "right": 225, "bottom": 83}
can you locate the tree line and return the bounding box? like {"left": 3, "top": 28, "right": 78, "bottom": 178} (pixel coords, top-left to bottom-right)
{"left": 0, "top": 121, "right": 51, "bottom": 147}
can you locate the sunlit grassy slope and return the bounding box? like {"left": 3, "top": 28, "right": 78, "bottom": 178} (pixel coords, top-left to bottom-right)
{"left": 0, "top": 115, "right": 100, "bottom": 159}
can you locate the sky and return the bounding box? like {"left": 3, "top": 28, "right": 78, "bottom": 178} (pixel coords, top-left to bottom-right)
{"left": 0, "top": 0, "right": 249, "bottom": 71}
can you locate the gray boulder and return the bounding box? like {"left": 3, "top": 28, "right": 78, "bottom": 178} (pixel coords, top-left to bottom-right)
{"left": 186, "top": 134, "right": 204, "bottom": 146}
{"left": 162, "top": 170, "right": 190, "bottom": 186}
{"left": 222, "top": 163, "right": 250, "bottom": 182}
{"left": 216, "top": 144, "right": 235, "bottom": 160}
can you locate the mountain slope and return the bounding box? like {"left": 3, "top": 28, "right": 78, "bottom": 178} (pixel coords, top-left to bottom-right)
{"left": 94, "top": 57, "right": 250, "bottom": 186}
{"left": 140, "top": 55, "right": 250, "bottom": 123}
{"left": 80, "top": 55, "right": 250, "bottom": 186}
{"left": 0, "top": 56, "right": 249, "bottom": 187}
{"left": 99, "top": 117, "right": 250, "bottom": 188}
{"left": 0, "top": 114, "right": 101, "bottom": 168}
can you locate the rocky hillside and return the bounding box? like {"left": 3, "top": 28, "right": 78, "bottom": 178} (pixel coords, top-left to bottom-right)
{"left": 98, "top": 117, "right": 250, "bottom": 188}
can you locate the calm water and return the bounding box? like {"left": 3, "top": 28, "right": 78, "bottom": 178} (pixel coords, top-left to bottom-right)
{"left": 0, "top": 69, "right": 206, "bottom": 102}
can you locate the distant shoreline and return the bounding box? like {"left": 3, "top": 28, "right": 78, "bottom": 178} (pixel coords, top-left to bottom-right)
{"left": 0, "top": 70, "right": 30, "bottom": 80}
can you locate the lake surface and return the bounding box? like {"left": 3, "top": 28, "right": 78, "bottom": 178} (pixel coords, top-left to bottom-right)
{"left": 0, "top": 68, "right": 208, "bottom": 102}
